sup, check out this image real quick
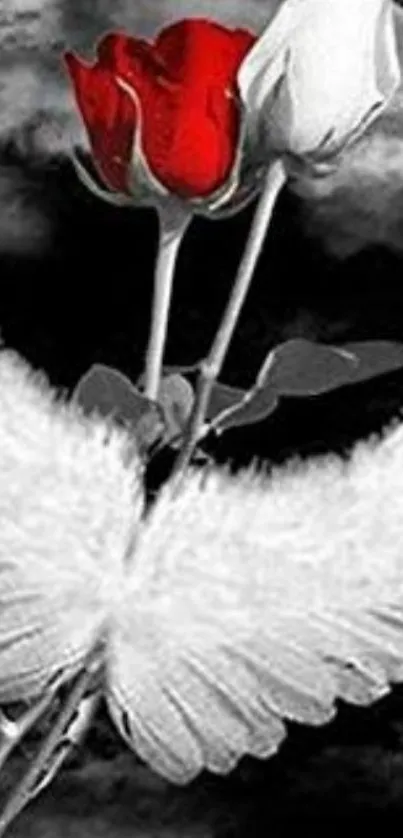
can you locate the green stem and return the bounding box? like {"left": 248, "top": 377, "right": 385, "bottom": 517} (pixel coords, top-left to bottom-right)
{"left": 143, "top": 206, "right": 192, "bottom": 401}
{"left": 171, "top": 160, "right": 287, "bottom": 484}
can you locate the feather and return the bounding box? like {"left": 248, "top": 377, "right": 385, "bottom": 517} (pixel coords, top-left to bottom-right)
{"left": 0, "top": 348, "right": 143, "bottom": 703}
{"left": 107, "top": 420, "right": 403, "bottom": 783}
{"left": 1, "top": 345, "right": 403, "bottom": 786}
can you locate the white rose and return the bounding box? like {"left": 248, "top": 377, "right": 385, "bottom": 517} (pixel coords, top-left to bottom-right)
{"left": 238, "top": 0, "right": 401, "bottom": 170}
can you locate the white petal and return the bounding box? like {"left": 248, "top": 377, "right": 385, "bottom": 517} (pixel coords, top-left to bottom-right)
{"left": 0, "top": 349, "right": 143, "bottom": 702}
{"left": 239, "top": 0, "right": 400, "bottom": 158}
{"left": 107, "top": 418, "right": 403, "bottom": 783}
{"left": 238, "top": 0, "right": 301, "bottom": 119}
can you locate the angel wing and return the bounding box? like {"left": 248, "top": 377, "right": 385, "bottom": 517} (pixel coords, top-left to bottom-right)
{"left": 106, "top": 418, "right": 403, "bottom": 784}
{"left": 0, "top": 348, "right": 143, "bottom": 703}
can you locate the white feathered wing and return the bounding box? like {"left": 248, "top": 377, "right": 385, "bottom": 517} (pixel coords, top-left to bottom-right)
{"left": 107, "top": 422, "right": 403, "bottom": 784}
{"left": 0, "top": 349, "right": 143, "bottom": 703}
{"left": 1, "top": 347, "right": 403, "bottom": 787}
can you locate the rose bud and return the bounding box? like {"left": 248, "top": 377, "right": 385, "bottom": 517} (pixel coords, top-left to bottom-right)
{"left": 238, "top": 0, "right": 401, "bottom": 176}
{"left": 64, "top": 19, "right": 257, "bottom": 214}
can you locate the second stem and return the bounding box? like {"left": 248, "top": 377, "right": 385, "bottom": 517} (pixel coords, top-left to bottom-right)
{"left": 172, "top": 159, "right": 287, "bottom": 482}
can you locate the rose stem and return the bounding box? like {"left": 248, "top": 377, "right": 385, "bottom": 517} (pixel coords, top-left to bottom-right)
{"left": 171, "top": 159, "right": 287, "bottom": 483}
{"left": 143, "top": 206, "right": 191, "bottom": 401}
{"left": 0, "top": 643, "right": 103, "bottom": 838}
{"left": 0, "top": 674, "right": 68, "bottom": 774}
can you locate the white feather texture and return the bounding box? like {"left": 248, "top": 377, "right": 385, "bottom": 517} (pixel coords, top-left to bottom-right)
{"left": 0, "top": 348, "right": 143, "bottom": 704}
{"left": 1, "top": 347, "right": 403, "bottom": 785}
{"left": 107, "top": 419, "right": 403, "bottom": 783}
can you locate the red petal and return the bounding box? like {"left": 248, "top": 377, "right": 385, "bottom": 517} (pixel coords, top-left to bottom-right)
{"left": 146, "top": 20, "right": 256, "bottom": 196}
{"left": 96, "top": 32, "right": 175, "bottom": 94}
{"left": 154, "top": 19, "right": 255, "bottom": 86}
{"left": 64, "top": 51, "right": 137, "bottom": 193}
{"left": 94, "top": 23, "right": 256, "bottom": 196}
{"left": 65, "top": 21, "right": 256, "bottom": 199}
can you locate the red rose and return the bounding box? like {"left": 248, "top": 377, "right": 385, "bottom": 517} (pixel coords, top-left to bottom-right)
{"left": 64, "top": 19, "right": 255, "bottom": 200}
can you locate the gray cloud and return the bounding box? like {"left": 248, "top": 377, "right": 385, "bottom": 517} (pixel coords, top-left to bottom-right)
{"left": 58, "top": 0, "right": 282, "bottom": 47}
{"left": 0, "top": 166, "right": 49, "bottom": 254}
{"left": 1, "top": 0, "right": 403, "bottom": 258}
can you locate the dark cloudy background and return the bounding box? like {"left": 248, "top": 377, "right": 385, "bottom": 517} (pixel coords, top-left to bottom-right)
{"left": 1, "top": 1, "right": 403, "bottom": 455}
{"left": 3, "top": 3, "right": 403, "bottom": 835}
